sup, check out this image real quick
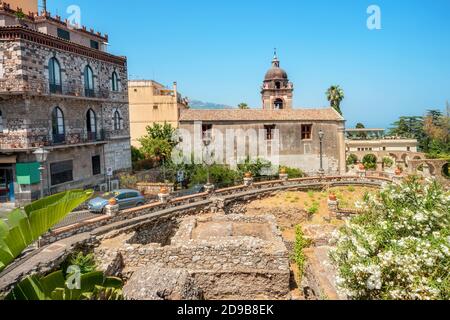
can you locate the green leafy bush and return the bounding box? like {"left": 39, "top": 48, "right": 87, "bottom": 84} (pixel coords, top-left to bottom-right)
{"left": 282, "top": 167, "right": 305, "bottom": 178}
{"left": 382, "top": 157, "right": 394, "bottom": 169}
{"left": 330, "top": 177, "right": 450, "bottom": 300}
{"left": 293, "top": 226, "right": 311, "bottom": 281}
{"left": 347, "top": 154, "right": 358, "bottom": 166}
{"left": 362, "top": 154, "right": 378, "bottom": 170}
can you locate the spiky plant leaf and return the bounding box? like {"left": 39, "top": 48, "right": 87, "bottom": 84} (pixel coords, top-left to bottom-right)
{"left": 0, "top": 190, "right": 93, "bottom": 272}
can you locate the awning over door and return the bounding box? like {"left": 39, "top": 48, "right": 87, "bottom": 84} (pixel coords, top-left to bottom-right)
{"left": 0, "top": 155, "right": 17, "bottom": 164}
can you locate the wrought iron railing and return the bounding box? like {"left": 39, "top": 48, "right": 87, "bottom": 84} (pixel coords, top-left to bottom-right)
{"left": 0, "top": 79, "right": 116, "bottom": 100}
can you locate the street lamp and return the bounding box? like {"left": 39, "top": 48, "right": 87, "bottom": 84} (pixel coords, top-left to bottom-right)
{"left": 318, "top": 129, "right": 325, "bottom": 176}
{"left": 203, "top": 138, "right": 212, "bottom": 186}
{"left": 33, "top": 147, "right": 50, "bottom": 199}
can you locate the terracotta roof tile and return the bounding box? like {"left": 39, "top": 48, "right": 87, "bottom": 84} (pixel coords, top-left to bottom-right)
{"left": 180, "top": 108, "right": 344, "bottom": 122}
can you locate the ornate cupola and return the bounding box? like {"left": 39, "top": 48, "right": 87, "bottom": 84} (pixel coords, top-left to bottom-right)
{"left": 261, "top": 50, "right": 294, "bottom": 110}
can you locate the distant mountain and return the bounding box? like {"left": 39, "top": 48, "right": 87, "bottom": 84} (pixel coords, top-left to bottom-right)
{"left": 189, "top": 99, "right": 233, "bottom": 110}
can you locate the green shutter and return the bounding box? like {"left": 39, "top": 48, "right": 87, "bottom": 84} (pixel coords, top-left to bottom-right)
{"left": 16, "top": 163, "right": 41, "bottom": 185}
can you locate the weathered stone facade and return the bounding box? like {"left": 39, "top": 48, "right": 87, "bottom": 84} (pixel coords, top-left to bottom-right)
{"left": 96, "top": 214, "right": 291, "bottom": 300}
{"left": 0, "top": 11, "right": 131, "bottom": 205}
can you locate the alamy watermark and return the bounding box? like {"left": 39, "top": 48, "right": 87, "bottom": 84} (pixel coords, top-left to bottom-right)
{"left": 170, "top": 122, "right": 281, "bottom": 173}
{"left": 367, "top": 5, "right": 382, "bottom": 30}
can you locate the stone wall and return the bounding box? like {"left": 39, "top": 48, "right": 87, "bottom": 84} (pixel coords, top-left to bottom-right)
{"left": 95, "top": 214, "right": 291, "bottom": 300}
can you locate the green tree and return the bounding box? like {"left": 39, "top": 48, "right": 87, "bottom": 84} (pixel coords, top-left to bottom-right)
{"left": 238, "top": 103, "right": 250, "bottom": 110}
{"left": 362, "top": 154, "right": 377, "bottom": 170}
{"left": 326, "top": 85, "right": 345, "bottom": 115}
{"left": 138, "top": 122, "right": 177, "bottom": 162}
{"left": 356, "top": 123, "right": 367, "bottom": 139}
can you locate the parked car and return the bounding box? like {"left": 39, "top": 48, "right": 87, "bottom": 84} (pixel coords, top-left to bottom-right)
{"left": 88, "top": 189, "right": 145, "bottom": 213}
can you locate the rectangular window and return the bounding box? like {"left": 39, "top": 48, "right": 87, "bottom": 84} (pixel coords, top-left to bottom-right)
{"left": 57, "top": 28, "right": 71, "bottom": 41}
{"left": 202, "top": 124, "right": 213, "bottom": 140}
{"left": 50, "top": 160, "right": 73, "bottom": 186}
{"left": 407, "top": 146, "right": 411, "bottom": 152}
{"left": 264, "top": 125, "right": 276, "bottom": 141}
{"left": 92, "top": 155, "right": 101, "bottom": 176}
{"left": 301, "top": 125, "right": 312, "bottom": 140}
{"left": 90, "top": 40, "right": 99, "bottom": 50}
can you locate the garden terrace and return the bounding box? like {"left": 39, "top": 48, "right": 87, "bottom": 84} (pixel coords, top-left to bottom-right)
{"left": 0, "top": 175, "right": 391, "bottom": 296}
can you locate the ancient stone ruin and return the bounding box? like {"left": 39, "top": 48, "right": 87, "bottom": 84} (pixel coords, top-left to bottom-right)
{"left": 95, "top": 214, "right": 291, "bottom": 300}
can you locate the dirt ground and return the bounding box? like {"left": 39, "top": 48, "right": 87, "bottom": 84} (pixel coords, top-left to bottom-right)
{"left": 244, "top": 186, "right": 379, "bottom": 299}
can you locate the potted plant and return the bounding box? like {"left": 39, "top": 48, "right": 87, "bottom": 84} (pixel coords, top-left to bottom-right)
{"left": 244, "top": 172, "right": 253, "bottom": 179}
{"left": 108, "top": 198, "right": 117, "bottom": 206}
{"left": 329, "top": 194, "right": 337, "bottom": 201}
{"left": 279, "top": 167, "right": 287, "bottom": 175}
{"left": 395, "top": 167, "right": 403, "bottom": 176}
{"left": 358, "top": 164, "right": 366, "bottom": 171}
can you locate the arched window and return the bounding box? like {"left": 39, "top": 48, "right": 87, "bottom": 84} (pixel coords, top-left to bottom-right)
{"left": 274, "top": 99, "right": 284, "bottom": 110}
{"left": 52, "top": 107, "right": 65, "bottom": 143}
{"left": 113, "top": 110, "right": 123, "bottom": 131}
{"left": 84, "top": 65, "right": 95, "bottom": 97}
{"left": 86, "top": 109, "right": 97, "bottom": 141}
{"left": 49, "top": 57, "right": 62, "bottom": 93}
{"left": 0, "top": 110, "right": 3, "bottom": 132}
{"left": 275, "top": 81, "right": 281, "bottom": 89}
{"left": 111, "top": 71, "right": 120, "bottom": 92}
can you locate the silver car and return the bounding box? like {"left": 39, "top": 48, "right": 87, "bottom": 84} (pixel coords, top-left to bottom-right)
{"left": 88, "top": 189, "right": 145, "bottom": 213}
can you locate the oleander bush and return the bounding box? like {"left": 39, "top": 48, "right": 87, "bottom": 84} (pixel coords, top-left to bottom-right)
{"left": 330, "top": 176, "right": 450, "bottom": 300}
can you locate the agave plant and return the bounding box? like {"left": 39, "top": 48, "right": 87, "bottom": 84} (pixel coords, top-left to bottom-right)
{"left": 0, "top": 190, "right": 93, "bottom": 272}
{"left": 5, "top": 270, "right": 123, "bottom": 300}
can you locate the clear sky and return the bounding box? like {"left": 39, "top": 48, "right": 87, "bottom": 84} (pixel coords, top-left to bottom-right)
{"left": 47, "top": 0, "right": 450, "bottom": 128}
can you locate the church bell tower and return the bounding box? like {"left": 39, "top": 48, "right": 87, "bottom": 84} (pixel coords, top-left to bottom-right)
{"left": 261, "top": 50, "right": 294, "bottom": 110}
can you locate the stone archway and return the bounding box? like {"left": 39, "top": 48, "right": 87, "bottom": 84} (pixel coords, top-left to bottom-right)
{"left": 408, "top": 159, "right": 449, "bottom": 179}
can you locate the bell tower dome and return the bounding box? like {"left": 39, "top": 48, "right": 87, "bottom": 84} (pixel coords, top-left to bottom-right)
{"left": 261, "top": 50, "right": 294, "bottom": 110}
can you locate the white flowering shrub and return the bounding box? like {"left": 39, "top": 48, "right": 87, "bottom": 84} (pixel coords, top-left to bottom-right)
{"left": 330, "top": 177, "right": 450, "bottom": 300}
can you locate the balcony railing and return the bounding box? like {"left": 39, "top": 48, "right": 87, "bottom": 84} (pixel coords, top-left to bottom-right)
{"left": 0, "top": 79, "right": 120, "bottom": 100}
{"left": 0, "top": 128, "right": 108, "bottom": 150}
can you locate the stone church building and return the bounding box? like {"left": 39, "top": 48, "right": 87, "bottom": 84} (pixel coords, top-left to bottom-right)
{"left": 179, "top": 53, "right": 346, "bottom": 175}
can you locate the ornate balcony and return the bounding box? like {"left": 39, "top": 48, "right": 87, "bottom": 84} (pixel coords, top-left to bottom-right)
{"left": 0, "top": 79, "right": 117, "bottom": 100}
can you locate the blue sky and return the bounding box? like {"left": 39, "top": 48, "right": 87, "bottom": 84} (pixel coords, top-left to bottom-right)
{"left": 48, "top": 0, "right": 450, "bottom": 128}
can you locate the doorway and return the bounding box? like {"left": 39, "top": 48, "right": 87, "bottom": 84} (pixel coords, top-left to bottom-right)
{"left": 0, "top": 165, "right": 14, "bottom": 203}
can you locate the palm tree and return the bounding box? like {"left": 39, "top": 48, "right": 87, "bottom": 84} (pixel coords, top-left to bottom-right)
{"left": 238, "top": 103, "right": 249, "bottom": 110}
{"left": 326, "top": 85, "right": 345, "bottom": 115}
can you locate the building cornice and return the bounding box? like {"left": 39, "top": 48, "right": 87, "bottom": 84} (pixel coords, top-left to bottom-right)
{"left": 0, "top": 26, "right": 126, "bottom": 66}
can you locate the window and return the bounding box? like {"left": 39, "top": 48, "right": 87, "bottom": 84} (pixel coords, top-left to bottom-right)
{"left": 48, "top": 57, "right": 62, "bottom": 94}
{"left": 57, "top": 28, "right": 70, "bottom": 41}
{"left": 202, "top": 124, "right": 213, "bottom": 140}
{"left": 113, "top": 110, "right": 123, "bottom": 130}
{"left": 86, "top": 109, "right": 97, "bottom": 141}
{"left": 92, "top": 155, "right": 101, "bottom": 176}
{"left": 84, "top": 65, "right": 95, "bottom": 97}
{"left": 301, "top": 125, "right": 312, "bottom": 140}
{"left": 275, "top": 81, "right": 281, "bottom": 89}
{"left": 90, "top": 40, "right": 99, "bottom": 50}
{"left": 52, "top": 107, "right": 65, "bottom": 143}
{"left": 111, "top": 71, "right": 120, "bottom": 92}
{"left": 407, "top": 146, "right": 411, "bottom": 152}
{"left": 274, "top": 99, "right": 284, "bottom": 110}
{"left": 153, "top": 105, "right": 158, "bottom": 110}
{"left": 264, "top": 125, "right": 276, "bottom": 141}
{"left": 0, "top": 110, "right": 3, "bottom": 132}
{"left": 50, "top": 160, "right": 73, "bottom": 186}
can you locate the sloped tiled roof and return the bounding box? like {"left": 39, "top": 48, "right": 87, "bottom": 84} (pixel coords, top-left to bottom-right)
{"left": 180, "top": 108, "right": 344, "bottom": 122}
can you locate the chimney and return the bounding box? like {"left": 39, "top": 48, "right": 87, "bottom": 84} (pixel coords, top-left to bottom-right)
{"left": 173, "top": 82, "right": 178, "bottom": 103}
